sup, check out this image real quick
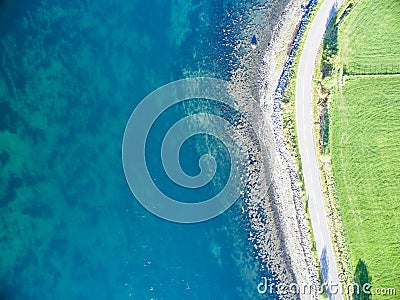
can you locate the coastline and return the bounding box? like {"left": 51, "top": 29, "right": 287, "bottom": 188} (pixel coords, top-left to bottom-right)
{"left": 0, "top": 0, "right": 327, "bottom": 298}
{"left": 230, "top": 0, "right": 320, "bottom": 298}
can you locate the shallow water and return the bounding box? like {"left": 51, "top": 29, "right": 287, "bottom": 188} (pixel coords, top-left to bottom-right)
{"left": 0, "top": 0, "right": 278, "bottom": 299}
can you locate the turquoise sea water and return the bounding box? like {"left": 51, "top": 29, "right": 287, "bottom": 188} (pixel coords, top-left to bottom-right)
{"left": 0, "top": 0, "right": 278, "bottom": 299}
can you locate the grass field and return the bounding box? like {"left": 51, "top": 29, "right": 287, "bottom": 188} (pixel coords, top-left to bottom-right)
{"left": 339, "top": 0, "right": 400, "bottom": 75}
{"left": 331, "top": 76, "right": 400, "bottom": 294}
{"left": 329, "top": 0, "right": 400, "bottom": 296}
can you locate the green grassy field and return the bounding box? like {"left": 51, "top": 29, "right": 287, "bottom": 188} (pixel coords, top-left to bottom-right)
{"left": 339, "top": 0, "right": 400, "bottom": 75}
{"left": 331, "top": 76, "right": 400, "bottom": 294}
{"left": 330, "top": 0, "right": 400, "bottom": 296}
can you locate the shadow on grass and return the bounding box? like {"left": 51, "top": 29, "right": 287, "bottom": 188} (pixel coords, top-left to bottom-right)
{"left": 353, "top": 259, "right": 372, "bottom": 300}
{"left": 321, "top": 13, "right": 338, "bottom": 78}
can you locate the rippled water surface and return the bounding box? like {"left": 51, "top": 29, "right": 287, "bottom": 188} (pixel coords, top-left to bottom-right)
{"left": 0, "top": 0, "right": 278, "bottom": 298}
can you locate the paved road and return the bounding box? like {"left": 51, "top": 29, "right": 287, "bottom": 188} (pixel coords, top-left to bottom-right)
{"left": 295, "top": 0, "right": 345, "bottom": 299}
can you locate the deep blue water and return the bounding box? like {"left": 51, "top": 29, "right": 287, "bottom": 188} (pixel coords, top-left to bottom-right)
{"left": 0, "top": 0, "right": 277, "bottom": 299}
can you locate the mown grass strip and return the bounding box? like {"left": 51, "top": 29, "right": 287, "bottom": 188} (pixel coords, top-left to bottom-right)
{"left": 339, "top": 0, "right": 400, "bottom": 75}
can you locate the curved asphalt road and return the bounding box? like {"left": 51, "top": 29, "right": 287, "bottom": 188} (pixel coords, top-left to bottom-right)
{"left": 296, "top": 0, "right": 345, "bottom": 299}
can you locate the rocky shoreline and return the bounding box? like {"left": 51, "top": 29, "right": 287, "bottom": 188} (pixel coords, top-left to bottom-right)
{"left": 230, "top": 0, "right": 320, "bottom": 299}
